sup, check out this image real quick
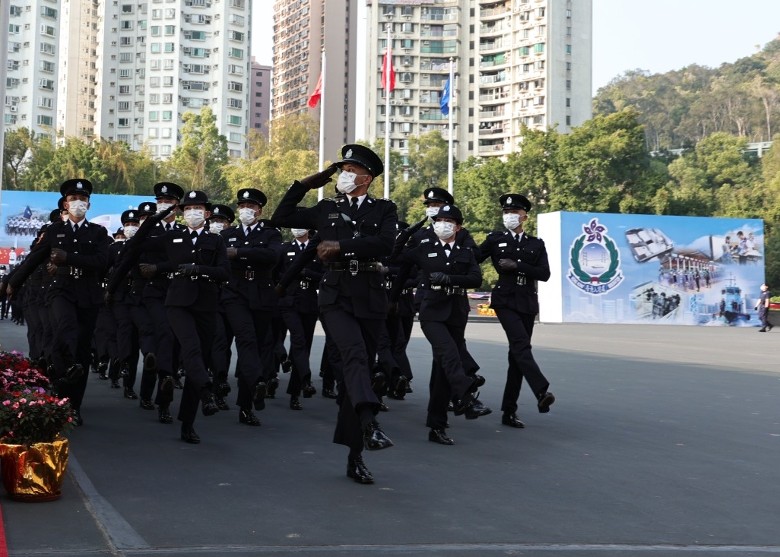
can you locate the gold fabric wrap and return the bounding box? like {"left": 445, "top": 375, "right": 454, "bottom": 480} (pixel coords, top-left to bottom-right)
{"left": 0, "top": 438, "right": 69, "bottom": 501}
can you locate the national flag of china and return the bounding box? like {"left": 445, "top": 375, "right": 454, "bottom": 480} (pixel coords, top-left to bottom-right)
{"left": 307, "top": 72, "right": 323, "bottom": 108}
{"left": 381, "top": 50, "right": 395, "bottom": 92}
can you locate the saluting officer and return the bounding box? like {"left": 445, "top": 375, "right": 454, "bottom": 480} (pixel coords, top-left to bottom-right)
{"left": 221, "top": 188, "right": 283, "bottom": 426}
{"left": 272, "top": 144, "right": 397, "bottom": 485}
{"left": 478, "top": 194, "right": 555, "bottom": 429}
{"left": 7, "top": 179, "right": 111, "bottom": 426}
{"left": 392, "top": 205, "right": 491, "bottom": 445}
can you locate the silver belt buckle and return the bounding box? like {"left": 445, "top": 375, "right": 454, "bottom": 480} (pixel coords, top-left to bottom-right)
{"left": 517, "top": 275, "right": 526, "bottom": 286}
{"left": 431, "top": 285, "right": 442, "bottom": 291}
{"left": 245, "top": 269, "right": 255, "bottom": 281}
{"left": 348, "top": 260, "right": 359, "bottom": 276}
{"left": 71, "top": 266, "right": 82, "bottom": 278}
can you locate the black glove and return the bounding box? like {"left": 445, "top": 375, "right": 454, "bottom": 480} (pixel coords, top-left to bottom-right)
{"left": 177, "top": 263, "right": 199, "bottom": 277}
{"left": 138, "top": 263, "right": 157, "bottom": 279}
{"left": 50, "top": 248, "right": 67, "bottom": 264}
{"left": 139, "top": 205, "right": 175, "bottom": 233}
{"left": 299, "top": 163, "right": 338, "bottom": 190}
{"left": 498, "top": 258, "right": 518, "bottom": 271}
{"left": 429, "top": 272, "right": 451, "bottom": 286}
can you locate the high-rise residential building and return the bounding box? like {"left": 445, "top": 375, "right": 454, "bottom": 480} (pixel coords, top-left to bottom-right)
{"left": 271, "top": 0, "right": 358, "bottom": 153}
{"left": 57, "top": 0, "right": 101, "bottom": 141}
{"left": 4, "top": 1, "right": 63, "bottom": 140}
{"left": 95, "top": 0, "right": 253, "bottom": 159}
{"left": 364, "top": 0, "right": 592, "bottom": 163}
{"left": 249, "top": 58, "right": 271, "bottom": 138}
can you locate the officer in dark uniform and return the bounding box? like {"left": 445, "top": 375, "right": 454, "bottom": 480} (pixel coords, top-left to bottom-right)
{"left": 277, "top": 228, "right": 322, "bottom": 410}
{"left": 272, "top": 144, "right": 396, "bottom": 485}
{"left": 207, "top": 204, "right": 236, "bottom": 410}
{"left": 393, "top": 205, "right": 491, "bottom": 445}
{"left": 7, "top": 179, "right": 111, "bottom": 426}
{"left": 478, "top": 193, "right": 555, "bottom": 428}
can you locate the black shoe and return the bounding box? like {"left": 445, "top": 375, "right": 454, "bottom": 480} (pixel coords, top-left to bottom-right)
{"left": 472, "top": 374, "right": 486, "bottom": 388}
{"left": 64, "top": 363, "right": 85, "bottom": 384}
{"left": 346, "top": 455, "right": 374, "bottom": 484}
{"left": 502, "top": 412, "right": 526, "bottom": 428}
{"left": 768, "top": 324, "right": 774, "bottom": 331}
{"left": 302, "top": 382, "right": 317, "bottom": 398}
{"left": 159, "top": 376, "right": 175, "bottom": 404}
{"left": 119, "top": 364, "right": 129, "bottom": 378}
{"left": 759, "top": 328, "right": 767, "bottom": 332}
{"left": 289, "top": 396, "right": 302, "bottom": 410}
{"left": 181, "top": 425, "right": 200, "bottom": 444}
{"left": 322, "top": 387, "right": 338, "bottom": 399}
{"left": 387, "top": 376, "right": 408, "bottom": 400}
{"left": 97, "top": 359, "right": 109, "bottom": 376}
{"left": 266, "top": 376, "right": 279, "bottom": 399}
{"left": 239, "top": 409, "right": 261, "bottom": 426}
{"left": 158, "top": 405, "right": 173, "bottom": 424}
{"left": 216, "top": 382, "right": 231, "bottom": 397}
{"left": 379, "top": 402, "right": 390, "bottom": 412}
{"left": 537, "top": 391, "right": 555, "bottom": 414}
{"left": 172, "top": 377, "right": 184, "bottom": 389}
{"left": 98, "top": 371, "right": 109, "bottom": 380}
{"left": 215, "top": 396, "right": 230, "bottom": 411}
{"left": 447, "top": 401, "right": 455, "bottom": 412}
{"left": 406, "top": 382, "right": 413, "bottom": 394}
{"left": 139, "top": 399, "right": 155, "bottom": 410}
{"left": 428, "top": 428, "right": 455, "bottom": 445}
{"left": 110, "top": 379, "right": 121, "bottom": 389}
{"left": 124, "top": 387, "right": 139, "bottom": 400}
{"left": 72, "top": 409, "right": 84, "bottom": 427}
{"left": 363, "top": 421, "right": 394, "bottom": 451}
{"left": 453, "top": 394, "right": 492, "bottom": 420}
{"left": 201, "top": 394, "right": 219, "bottom": 416}
{"left": 281, "top": 358, "right": 293, "bottom": 374}
{"left": 252, "top": 381, "right": 267, "bottom": 411}
{"left": 371, "top": 371, "right": 386, "bottom": 397}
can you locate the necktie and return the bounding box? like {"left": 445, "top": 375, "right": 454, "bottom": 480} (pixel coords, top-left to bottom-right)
{"left": 444, "top": 244, "right": 451, "bottom": 257}
{"left": 165, "top": 223, "right": 171, "bottom": 232}
{"left": 73, "top": 223, "right": 79, "bottom": 233}
{"left": 350, "top": 197, "right": 359, "bottom": 216}
{"left": 245, "top": 226, "right": 251, "bottom": 237}
{"left": 191, "top": 230, "right": 198, "bottom": 243}
{"left": 515, "top": 234, "right": 521, "bottom": 243}
{"left": 299, "top": 242, "right": 306, "bottom": 252}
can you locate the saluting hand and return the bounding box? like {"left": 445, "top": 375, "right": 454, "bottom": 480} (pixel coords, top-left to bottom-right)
{"left": 300, "top": 163, "right": 339, "bottom": 191}
{"left": 50, "top": 248, "right": 67, "bottom": 265}
{"left": 317, "top": 240, "right": 341, "bottom": 262}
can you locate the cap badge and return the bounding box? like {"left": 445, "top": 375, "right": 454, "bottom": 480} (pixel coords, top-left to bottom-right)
{"left": 76, "top": 182, "right": 83, "bottom": 190}
{"left": 243, "top": 191, "right": 249, "bottom": 199}
{"left": 189, "top": 191, "right": 196, "bottom": 198}
{"left": 129, "top": 212, "right": 134, "bottom": 218}
{"left": 427, "top": 191, "right": 434, "bottom": 199}
{"left": 345, "top": 148, "right": 353, "bottom": 158}
{"left": 161, "top": 185, "right": 168, "bottom": 193}
{"left": 506, "top": 196, "right": 513, "bottom": 205}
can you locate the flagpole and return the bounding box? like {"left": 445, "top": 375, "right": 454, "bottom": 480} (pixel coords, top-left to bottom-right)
{"left": 384, "top": 25, "right": 391, "bottom": 200}
{"left": 447, "top": 57, "right": 454, "bottom": 196}
{"left": 318, "top": 49, "right": 327, "bottom": 201}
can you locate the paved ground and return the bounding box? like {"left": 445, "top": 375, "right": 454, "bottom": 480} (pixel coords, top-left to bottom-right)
{"left": 0, "top": 317, "right": 779, "bottom": 557}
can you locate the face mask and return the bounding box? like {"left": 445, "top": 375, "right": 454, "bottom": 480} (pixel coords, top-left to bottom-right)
{"left": 209, "top": 221, "right": 226, "bottom": 233}
{"left": 503, "top": 213, "right": 521, "bottom": 231}
{"left": 433, "top": 221, "right": 456, "bottom": 240}
{"left": 238, "top": 207, "right": 257, "bottom": 227}
{"left": 183, "top": 208, "right": 205, "bottom": 229}
{"left": 156, "top": 201, "right": 173, "bottom": 213}
{"left": 123, "top": 225, "right": 139, "bottom": 238}
{"left": 68, "top": 200, "right": 88, "bottom": 219}
{"left": 291, "top": 228, "right": 308, "bottom": 238}
{"left": 425, "top": 206, "right": 440, "bottom": 218}
{"left": 336, "top": 171, "right": 358, "bottom": 194}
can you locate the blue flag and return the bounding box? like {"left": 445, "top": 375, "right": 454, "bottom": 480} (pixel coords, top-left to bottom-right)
{"left": 23, "top": 205, "right": 32, "bottom": 219}
{"left": 440, "top": 78, "right": 450, "bottom": 116}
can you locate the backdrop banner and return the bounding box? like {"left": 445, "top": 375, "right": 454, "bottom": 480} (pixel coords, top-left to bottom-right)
{"left": 538, "top": 211, "right": 765, "bottom": 327}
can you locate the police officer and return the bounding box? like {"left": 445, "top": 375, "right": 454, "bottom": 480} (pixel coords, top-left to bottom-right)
{"left": 272, "top": 145, "right": 396, "bottom": 485}
{"left": 221, "top": 188, "right": 283, "bottom": 426}
{"left": 393, "top": 205, "right": 491, "bottom": 445}
{"left": 7, "top": 179, "right": 111, "bottom": 426}
{"left": 478, "top": 193, "right": 555, "bottom": 428}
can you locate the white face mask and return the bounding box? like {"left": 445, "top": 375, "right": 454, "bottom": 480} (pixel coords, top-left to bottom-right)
{"left": 433, "top": 221, "right": 456, "bottom": 240}
{"left": 503, "top": 213, "right": 521, "bottom": 231}
{"left": 336, "top": 171, "right": 359, "bottom": 194}
{"left": 67, "top": 200, "right": 88, "bottom": 220}
{"left": 123, "top": 224, "right": 139, "bottom": 238}
{"left": 238, "top": 207, "right": 257, "bottom": 227}
{"left": 183, "top": 208, "right": 205, "bottom": 229}
{"left": 291, "top": 228, "right": 308, "bottom": 238}
{"left": 425, "top": 206, "right": 440, "bottom": 218}
{"left": 156, "top": 201, "right": 173, "bottom": 213}
{"left": 209, "top": 221, "right": 226, "bottom": 233}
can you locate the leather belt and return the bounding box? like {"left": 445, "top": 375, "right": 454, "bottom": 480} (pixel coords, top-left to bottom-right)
{"left": 428, "top": 285, "right": 466, "bottom": 296}
{"left": 55, "top": 266, "right": 84, "bottom": 278}
{"left": 325, "top": 260, "right": 383, "bottom": 276}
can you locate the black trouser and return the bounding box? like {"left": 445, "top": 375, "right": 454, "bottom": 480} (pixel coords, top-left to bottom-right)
{"left": 166, "top": 306, "right": 215, "bottom": 426}
{"left": 49, "top": 298, "right": 99, "bottom": 410}
{"left": 112, "top": 303, "right": 139, "bottom": 389}
{"left": 224, "top": 302, "right": 273, "bottom": 410}
{"left": 210, "top": 312, "right": 233, "bottom": 387}
{"left": 419, "top": 317, "right": 475, "bottom": 430}
{"left": 282, "top": 309, "right": 317, "bottom": 396}
{"left": 759, "top": 309, "right": 772, "bottom": 329}
{"left": 23, "top": 301, "right": 44, "bottom": 360}
{"left": 138, "top": 298, "right": 176, "bottom": 405}
{"left": 386, "top": 310, "right": 414, "bottom": 382}
{"left": 495, "top": 307, "right": 549, "bottom": 414}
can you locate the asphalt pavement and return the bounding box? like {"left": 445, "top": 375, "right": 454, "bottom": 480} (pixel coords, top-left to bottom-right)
{"left": 0, "top": 317, "right": 779, "bottom": 557}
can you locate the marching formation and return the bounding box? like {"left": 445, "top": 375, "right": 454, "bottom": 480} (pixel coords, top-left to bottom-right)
{"left": 0, "top": 144, "right": 555, "bottom": 484}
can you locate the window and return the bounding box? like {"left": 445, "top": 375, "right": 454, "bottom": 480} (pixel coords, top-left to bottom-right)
{"left": 120, "top": 52, "right": 133, "bottom": 62}
{"left": 566, "top": 44, "right": 572, "bottom": 54}
{"left": 149, "top": 111, "right": 159, "bottom": 121}
{"left": 120, "top": 36, "right": 132, "bottom": 46}
{"left": 228, "top": 115, "right": 242, "bottom": 126}
{"left": 37, "top": 97, "right": 53, "bottom": 109}
{"left": 228, "top": 30, "right": 244, "bottom": 41}
{"left": 39, "top": 60, "right": 55, "bottom": 72}
{"left": 228, "top": 98, "right": 242, "bottom": 108}
{"left": 228, "top": 48, "right": 244, "bottom": 59}
{"left": 566, "top": 97, "right": 571, "bottom": 107}
{"left": 566, "top": 116, "right": 571, "bottom": 126}
{"left": 164, "top": 42, "right": 175, "bottom": 53}
{"left": 40, "top": 25, "right": 56, "bottom": 37}
{"left": 150, "top": 77, "right": 160, "bottom": 87}
{"left": 163, "top": 59, "right": 174, "bottom": 70}
{"left": 120, "top": 20, "right": 133, "bottom": 30}
{"left": 119, "top": 85, "right": 131, "bottom": 94}
{"left": 121, "top": 4, "right": 133, "bottom": 13}
{"left": 40, "top": 42, "right": 55, "bottom": 55}
{"left": 228, "top": 81, "right": 243, "bottom": 92}
{"left": 151, "top": 25, "right": 161, "bottom": 36}
{"left": 161, "top": 128, "right": 172, "bottom": 138}
{"left": 38, "top": 79, "right": 54, "bottom": 90}
{"left": 119, "top": 69, "right": 131, "bottom": 78}
{"left": 534, "top": 43, "right": 544, "bottom": 54}
{"left": 229, "top": 132, "right": 242, "bottom": 142}
{"left": 40, "top": 6, "right": 57, "bottom": 18}
{"left": 162, "top": 111, "right": 172, "bottom": 121}
{"left": 149, "top": 93, "right": 160, "bottom": 104}
{"left": 163, "top": 93, "right": 173, "bottom": 103}
{"left": 161, "top": 145, "right": 172, "bottom": 156}
{"left": 150, "top": 42, "right": 161, "bottom": 53}
{"left": 148, "top": 128, "right": 158, "bottom": 138}
{"left": 163, "top": 76, "right": 173, "bottom": 87}
{"left": 118, "top": 118, "right": 130, "bottom": 127}
{"left": 37, "top": 115, "right": 54, "bottom": 126}
{"left": 165, "top": 25, "right": 176, "bottom": 35}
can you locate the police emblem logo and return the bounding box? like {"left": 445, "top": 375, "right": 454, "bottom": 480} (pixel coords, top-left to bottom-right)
{"left": 189, "top": 191, "right": 196, "bottom": 198}
{"left": 427, "top": 191, "right": 434, "bottom": 199}
{"left": 567, "top": 217, "right": 624, "bottom": 295}
{"left": 76, "top": 182, "right": 83, "bottom": 190}
{"left": 213, "top": 208, "right": 220, "bottom": 214}
{"left": 507, "top": 196, "right": 513, "bottom": 204}
{"left": 129, "top": 212, "right": 134, "bottom": 218}
{"left": 345, "top": 148, "right": 353, "bottom": 158}
{"left": 161, "top": 185, "right": 168, "bottom": 193}
{"left": 243, "top": 191, "right": 249, "bottom": 199}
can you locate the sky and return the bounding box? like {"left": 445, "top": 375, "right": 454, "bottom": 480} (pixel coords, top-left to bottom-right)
{"left": 252, "top": 2, "right": 780, "bottom": 95}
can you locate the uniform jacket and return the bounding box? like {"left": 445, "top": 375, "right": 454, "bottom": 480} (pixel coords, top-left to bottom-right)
{"left": 220, "top": 221, "right": 283, "bottom": 310}
{"left": 141, "top": 221, "right": 184, "bottom": 300}
{"left": 9, "top": 219, "right": 110, "bottom": 308}
{"left": 276, "top": 238, "right": 322, "bottom": 314}
{"left": 272, "top": 181, "right": 397, "bottom": 319}
{"left": 479, "top": 230, "right": 550, "bottom": 314}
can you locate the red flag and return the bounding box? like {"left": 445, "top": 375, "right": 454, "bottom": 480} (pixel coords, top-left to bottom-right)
{"left": 307, "top": 72, "right": 322, "bottom": 108}
{"left": 381, "top": 50, "right": 395, "bottom": 92}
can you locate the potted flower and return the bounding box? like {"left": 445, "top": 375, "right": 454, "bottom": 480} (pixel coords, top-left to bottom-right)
{"left": 0, "top": 352, "right": 74, "bottom": 501}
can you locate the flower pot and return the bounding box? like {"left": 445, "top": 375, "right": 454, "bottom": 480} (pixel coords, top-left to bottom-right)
{"left": 0, "top": 437, "right": 69, "bottom": 501}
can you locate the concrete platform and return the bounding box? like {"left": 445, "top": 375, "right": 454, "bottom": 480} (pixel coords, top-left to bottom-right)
{"left": 0, "top": 318, "right": 779, "bottom": 556}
